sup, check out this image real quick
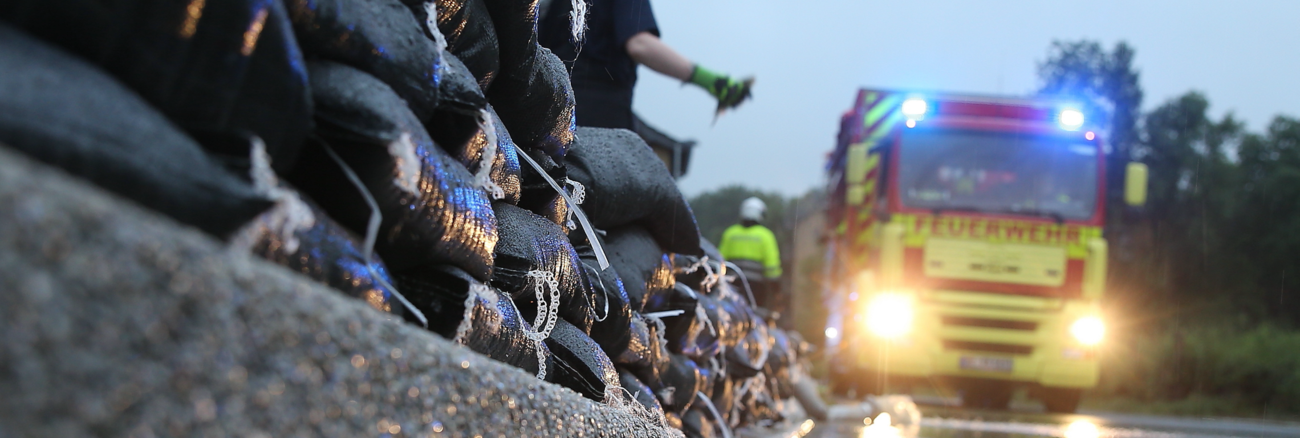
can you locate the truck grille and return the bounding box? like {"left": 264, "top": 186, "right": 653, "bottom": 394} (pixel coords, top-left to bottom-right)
{"left": 943, "top": 340, "right": 1033, "bottom": 355}
{"left": 941, "top": 316, "right": 1038, "bottom": 331}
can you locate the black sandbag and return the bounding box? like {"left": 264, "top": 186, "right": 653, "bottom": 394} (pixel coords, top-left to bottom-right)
{"left": 479, "top": 0, "right": 538, "bottom": 73}
{"left": 682, "top": 406, "right": 721, "bottom": 438}
{"left": 710, "top": 375, "right": 735, "bottom": 425}
{"left": 565, "top": 127, "right": 703, "bottom": 256}
{"left": 712, "top": 281, "right": 752, "bottom": 347}
{"left": 408, "top": 0, "right": 500, "bottom": 91}
{"left": 726, "top": 311, "right": 770, "bottom": 380}
{"left": 492, "top": 202, "right": 595, "bottom": 333}
{"left": 458, "top": 105, "right": 523, "bottom": 205}
{"left": 235, "top": 185, "right": 403, "bottom": 317}
{"left": 616, "top": 313, "right": 671, "bottom": 393}
{"left": 577, "top": 244, "right": 634, "bottom": 358}
{"left": 660, "top": 354, "right": 705, "bottom": 417}
{"left": 675, "top": 247, "right": 726, "bottom": 294}
{"left": 0, "top": 26, "right": 272, "bottom": 238}
{"left": 1, "top": 0, "right": 312, "bottom": 175}
{"left": 686, "top": 294, "right": 729, "bottom": 361}
{"left": 516, "top": 147, "right": 569, "bottom": 226}
{"left": 618, "top": 368, "right": 667, "bottom": 421}
{"left": 605, "top": 227, "right": 675, "bottom": 313}
{"left": 765, "top": 328, "right": 796, "bottom": 380}
{"left": 285, "top": 0, "right": 444, "bottom": 122}
{"left": 290, "top": 61, "right": 497, "bottom": 278}
{"left": 488, "top": 47, "right": 575, "bottom": 159}
{"left": 660, "top": 284, "right": 711, "bottom": 358}
{"left": 423, "top": 53, "right": 491, "bottom": 161}
{"left": 394, "top": 264, "right": 550, "bottom": 375}
{"left": 545, "top": 319, "right": 620, "bottom": 402}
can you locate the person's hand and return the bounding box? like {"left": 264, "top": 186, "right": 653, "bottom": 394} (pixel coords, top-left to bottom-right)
{"left": 689, "top": 65, "right": 754, "bottom": 111}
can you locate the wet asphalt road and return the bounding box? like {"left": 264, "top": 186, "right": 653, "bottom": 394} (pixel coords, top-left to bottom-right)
{"left": 787, "top": 401, "right": 1300, "bottom": 438}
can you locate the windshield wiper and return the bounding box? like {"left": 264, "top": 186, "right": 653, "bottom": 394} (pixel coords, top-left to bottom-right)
{"left": 932, "top": 206, "right": 1065, "bottom": 224}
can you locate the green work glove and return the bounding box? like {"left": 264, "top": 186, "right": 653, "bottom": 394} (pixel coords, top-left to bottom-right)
{"left": 688, "top": 65, "right": 753, "bottom": 111}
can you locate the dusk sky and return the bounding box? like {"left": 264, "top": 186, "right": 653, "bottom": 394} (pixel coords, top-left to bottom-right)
{"left": 629, "top": 1, "right": 1300, "bottom": 196}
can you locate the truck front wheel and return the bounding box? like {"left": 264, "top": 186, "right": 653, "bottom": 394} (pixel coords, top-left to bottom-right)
{"left": 1040, "top": 387, "right": 1083, "bottom": 413}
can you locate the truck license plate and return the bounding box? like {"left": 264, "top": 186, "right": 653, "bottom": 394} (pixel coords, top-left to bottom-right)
{"left": 960, "top": 356, "right": 1014, "bottom": 372}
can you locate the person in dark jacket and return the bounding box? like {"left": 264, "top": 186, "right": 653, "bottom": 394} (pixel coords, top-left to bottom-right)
{"left": 539, "top": 0, "right": 753, "bottom": 129}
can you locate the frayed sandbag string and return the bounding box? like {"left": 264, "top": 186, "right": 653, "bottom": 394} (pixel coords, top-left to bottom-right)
{"left": 564, "top": 179, "right": 585, "bottom": 230}
{"left": 516, "top": 147, "right": 609, "bottom": 269}
{"left": 453, "top": 281, "right": 502, "bottom": 344}
{"left": 474, "top": 108, "right": 505, "bottom": 199}
{"left": 319, "top": 138, "right": 428, "bottom": 327}
{"left": 423, "top": 2, "right": 448, "bottom": 54}
{"left": 503, "top": 293, "right": 549, "bottom": 380}
{"left": 524, "top": 269, "right": 563, "bottom": 343}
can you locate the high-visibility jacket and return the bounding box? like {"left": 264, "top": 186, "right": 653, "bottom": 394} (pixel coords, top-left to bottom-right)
{"left": 718, "top": 223, "right": 782, "bottom": 279}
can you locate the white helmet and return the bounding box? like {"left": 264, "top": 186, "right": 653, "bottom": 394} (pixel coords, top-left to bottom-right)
{"left": 740, "top": 197, "right": 767, "bottom": 222}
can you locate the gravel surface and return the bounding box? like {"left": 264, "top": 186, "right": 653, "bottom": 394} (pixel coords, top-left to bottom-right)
{"left": 0, "top": 146, "right": 681, "bottom": 438}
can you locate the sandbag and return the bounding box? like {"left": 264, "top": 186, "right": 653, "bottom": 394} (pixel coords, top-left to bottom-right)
{"left": 290, "top": 61, "right": 497, "bottom": 278}
{"left": 616, "top": 313, "right": 670, "bottom": 393}
{"left": 710, "top": 375, "right": 735, "bottom": 425}
{"left": 394, "top": 265, "right": 550, "bottom": 375}
{"left": 0, "top": 26, "right": 271, "bottom": 238}
{"left": 492, "top": 202, "right": 595, "bottom": 333}
{"left": 682, "top": 406, "right": 721, "bottom": 438}
{"left": 565, "top": 127, "right": 703, "bottom": 256}
{"left": 660, "top": 354, "right": 705, "bottom": 417}
{"left": 234, "top": 186, "right": 403, "bottom": 317}
{"left": 488, "top": 47, "right": 575, "bottom": 159}
{"left": 409, "top": 0, "right": 499, "bottom": 91}
{"left": 479, "top": 0, "right": 538, "bottom": 73}
{"left": 545, "top": 319, "right": 619, "bottom": 402}
{"left": 618, "top": 368, "right": 666, "bottom": 421}
{"left": 605, "top": 227, "right": 675, "bottom": 313}
{"left": 285, "top": 0, "right": 443, "bottom": 122}
{"left": 726, "top": 312, "right": 770, "bottom": 380}
{"left": 689, "top": 294, "right": 731, "bottom": 361}
{"left": 577, "top": 244, "right": 634, "bottom": 358}
{"left": 764, "top": 328, "right": 797, "bottom": 393}
{"left": 516, "top": 147, "right": 569, "bottom": 226}
{"left": 423, "top": 53, "right": 491, "bottom": 161}
{"left": 0, "top": 0, "right": 312, "bottom": 175}
{"left": 675, "top": 250, "right": 725, "bottom": 294}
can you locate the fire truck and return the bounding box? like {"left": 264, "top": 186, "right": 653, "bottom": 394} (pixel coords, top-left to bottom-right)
{"left": 823, "top": 88, "right": 1147, "bottom": 413}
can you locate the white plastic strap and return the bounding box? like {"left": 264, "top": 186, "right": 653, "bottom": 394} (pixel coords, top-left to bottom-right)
{"left": 516, "top": 149, "right": 609, "bottom": 269}
{"left": 321, "top": 142, "right": 428, "bottom": 327}
{"left": 695, "top": 392, "right": 735, "bottom": 438}
{"left": 641, "top": 310, "right": 685, "bottom": 319}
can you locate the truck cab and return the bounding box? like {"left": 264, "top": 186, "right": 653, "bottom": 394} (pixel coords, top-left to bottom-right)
{"left": 824, "top": 89, "right": 1147, "bottom": 413}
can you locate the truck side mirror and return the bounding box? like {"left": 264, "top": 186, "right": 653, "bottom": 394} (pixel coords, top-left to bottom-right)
{"left": 1124, "top": 162, "right": 1148, "bottom": 206}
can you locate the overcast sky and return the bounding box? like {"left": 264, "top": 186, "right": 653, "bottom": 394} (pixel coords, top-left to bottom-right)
{"left": 629, "top": 1, "right": 1300, "bottom": 196}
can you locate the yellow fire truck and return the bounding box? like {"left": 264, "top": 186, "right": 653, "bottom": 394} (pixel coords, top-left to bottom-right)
{"left": 823, "top": 89, "right": 1147, "bottom": 413}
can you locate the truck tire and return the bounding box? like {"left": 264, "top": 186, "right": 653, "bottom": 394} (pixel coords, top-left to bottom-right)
{"left": 1040, "top": 387, "right": 1083, "bottom": 413}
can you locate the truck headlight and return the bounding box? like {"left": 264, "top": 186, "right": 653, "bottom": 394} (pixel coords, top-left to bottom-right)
{"left": 1070, "top": 316, "right": 1105, "bottom": 346}
{"left": 866, "top": 293, "right": 914, "bottom": 338}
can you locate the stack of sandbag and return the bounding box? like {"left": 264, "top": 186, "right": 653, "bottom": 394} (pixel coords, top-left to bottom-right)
{"left": 0, "top": 0, "right": 811, "bottom": 434}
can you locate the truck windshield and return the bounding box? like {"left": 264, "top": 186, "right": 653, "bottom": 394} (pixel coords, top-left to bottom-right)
{"left": 897, "top": 130, "right": 1099, "bottom": 221}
